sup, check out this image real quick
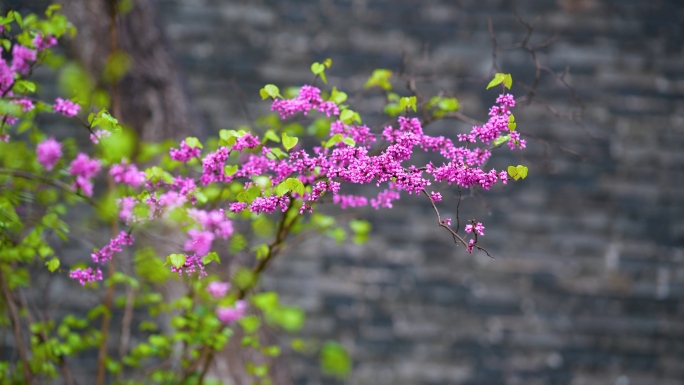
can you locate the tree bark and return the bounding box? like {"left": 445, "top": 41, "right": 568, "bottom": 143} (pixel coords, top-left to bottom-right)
{"left": 61, "top": 0, "right": 205, "bottom": 141}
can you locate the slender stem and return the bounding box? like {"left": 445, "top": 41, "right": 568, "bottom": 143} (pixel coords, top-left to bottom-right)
{"left": 0, "top": 168, "right": 98, "bottom": 207}
{"left": 0, "top": 269, "right": 33, "bottom": 384}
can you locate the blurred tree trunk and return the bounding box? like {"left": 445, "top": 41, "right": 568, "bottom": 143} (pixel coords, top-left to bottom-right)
{"left": 61, "top": 0, "right": 205, "bottom": 141}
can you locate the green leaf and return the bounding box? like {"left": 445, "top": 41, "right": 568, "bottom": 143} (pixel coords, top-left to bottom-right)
{"left": 311, "top": 62, "right": 327, "bottom": 82}
{"left": 492, "top": 134, "right": 510, "bottom": 147}
{"left": 282, "top": 132, "right": 298, "bottom": 151}
{"left": 263, "top": 130, "right": 280, "bottom": 143}
{"left": 251, "top": 292, "right": 279, "bottom": 312}
{"left": 260, "top": 84, "right": 280, "bottom": 100}
{"left": 184, "top": 136, "right": 203, "bottom": 149}
{"left": 503, "top": 73, "right": 513, "bottom": 89}
{"left": 275, "top": 182, "right": 290, "bottom": 197}
{"left": 329, "top": 87, "right": 347, "bottom": 104}
{"left": 398, "top": 96, "right": 417, "bottom": 112}
{"left": 262, "top": 345, "right": 281, "bottom": 357}
{"left": 508, "top": 114, "right": 516, "bottom": 131}
{"left": 239, "top": 315, "right": 261, "bottom": 334}
{"left": 224, "top": 165, "right": 238, "bottom": 176}
{"left": 253, "top": 243, "right": 269, "bottom": 260}
{"left": 364, "top": 69, "right": 393, "bottom": 91}
{"left": 339, "top": 110, "right": 354, "bottom": 124}
{"left": 341, "top": 137, "right": 356, "bottom": 147}
{"left": 285, "top": 177, "right": 305, "bottom": 196}
{"left": 271, "top": 306, "right": 304, "bottom": 332}
{"left": 320, "top": 342, "right": 351, "bottom": 378}
{"left": 325, "top": 133, "right": 343, "bottom": 148}
{"left": 349, "top": 219, "right": 371, "bottom": 234}
{"left": 166, "top": 254, "right": 186, "bottom": 269}
{"left": 323, "top": 58, "right": 332, "bottom": 68}
{"left": 486, "top": 73, "right": 506, "bottom": 90}
{"left": 311, "top": 62, "right": 325, "bottom": 75}
{"left": 507, "top": 164, "right": 529, "bottom": 181}
{"left": 438, "top": 98, "right": 459, "bottom": 112}
{"left": 202, "top": 252, "right": 220, "bottom": 265}
{"left": 46, "top": 258, "right": 60, "bottom": 273}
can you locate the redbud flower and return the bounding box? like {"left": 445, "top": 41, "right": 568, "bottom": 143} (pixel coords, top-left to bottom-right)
{"left": 216, "top": 300, "right": 246, "bottom": 324}
{"left": 465, "top": 222, "right": 485, "bottom": 236}
{"left": 430, "top": 191, "right": 442, "bottom": 202}
{"left": 33, "top": 33, "right": 57, "bottom": 51}
{"left": 184, "top": 229, "right": 215, "bottom": 257}
{"left": 36, "top": 137, "right": 62, "bottom": 171}
{"left": 207, "top": 281, "right": 230, "bottom": 299}
{"left": 70, "top": 267, "right": 103, "bottom": 285}
{"left": 91, "top": 231, "right": 134, "bottom": 264}
{"left": 53, "top": 98, "right": 80, "bottom": 117}
{"left": 110, "top": 160, "right": 145, "bottom": 187}
{"left": 10, "top": 45, "right": 36, "bottom": 74}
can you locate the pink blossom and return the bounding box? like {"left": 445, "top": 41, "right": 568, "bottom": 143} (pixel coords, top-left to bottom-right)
{"left": 117, "top": 197, "right": 137, "bottom": 223}
{"left": 36, "top": 137, "right": 62, "bottom": 171}
{"left": 33, "top": 33, "right": 57, "bottom": 51}
{"left": 10, "top": 45, "right": 36, "bottom": 74}
{"left": 465, "top": 222, "right": 485, "bottom": 236}
{"left": 184, "top": 229, "right": 215, "bottom": 257}
{"left": 70, "top": 267, "right": 103, "bottom": 286}
{"left": 14, "top": 98, "right": 34, "bottom": 112}
{"left": 53, "top": 98, "right": 80, "bottom": 117}
{"left": 91, "top": 231, "right": 135, "bottom": 264}
{"left": 443, "top": 218, "right": 452, "bottom": 226}
{"left": 170, "top": 140, "right": 202, "bottom": 163}
{"left": 89, "top": 129, "right": 110, "bottom": 144}
{"left": 430, "top": 191, "right": 442, "bottom": 202}
{"left": 0, "top": 134, "right": 8, "bottom": 142}
{"left": 216, "top": 300, "right": 246, "bottom": 324}
{"left": 69, "top": 153, "right": 101, "bottom": 179}
{"left": 110, "top": 160, "right": 145, "bottom": 187}
{"left": 207, "top": 281, "right": 230, "bottom": 299}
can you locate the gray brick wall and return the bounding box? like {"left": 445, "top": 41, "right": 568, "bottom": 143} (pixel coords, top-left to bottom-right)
{"left": 156, "top": 0, "right": 684, "bottom": 384}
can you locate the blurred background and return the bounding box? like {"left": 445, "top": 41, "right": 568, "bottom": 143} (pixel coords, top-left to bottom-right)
{"left": 151, "top": 1, "right": 683, "bottom": 384}
{"left": 17, "top": 0, "right": 684, "bottom": 384}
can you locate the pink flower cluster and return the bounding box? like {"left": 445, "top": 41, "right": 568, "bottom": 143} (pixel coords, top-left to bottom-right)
{"left": 207, "top": 281, "right": 230, "bottom": 299}
{"left": 69, "top": 267, "right": 103, "bottom": 286}
{"left": 104, "top": 84, "right": 522, "bottom": 272}
{"left": 36, "top": 137, "right": 62, "bottom": 171}
{"left": 170, "top": 140, "right": 201, "bottom": 163}
{"left": 216, "top": 300, "right": 246, "bottom": 324}
{"left": 70, "top": 231, "right": 134, "bottom": 285}
{"left": 110, "top": 160, "right": 145, "bottom": 187}
{"left": 53, "top": 97, "right": 80, "bottom": 117}
{"left": 271, "top": 85, "right": 339, "bottom": 118}
{"left": 33, "top": 33, "right": 58, "bottom": 51}
{"left": 465, "top": 222, "right": 485, "bottom": 236}
{"left": 68, "top": 153, "right": 101, "bottom": 196}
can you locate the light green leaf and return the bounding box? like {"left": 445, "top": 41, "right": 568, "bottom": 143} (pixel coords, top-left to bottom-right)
{"left": 167, "top": 254, "right": 186, "bottom": 269}
{"left": 282, "top": 132, "right": 298, "bottom": 151}
{"left": 252, "top": 292, "right": 279, "bottom": 311}
{"left": 508, "top": 114, "right": 516, "bottom": 131}
{"left": 325, "top": 133, "right": 343, "bottom": 148}
{"left": 260, "top": 84, "right": 280, "bottom": 100}
{"left": 202, "top": 252, "right": 220, "bottom": 265}
{"left": 46, "top": 258, "right": 60, "bottom": 273}
{"left": 493, "top": 134, "right": 510, "bottom": 147}
{"left": 486, "top": 73, "right": 506, "bottom": 90}
{"left": 320, "top": 342, "right": 351, "bottom": 378}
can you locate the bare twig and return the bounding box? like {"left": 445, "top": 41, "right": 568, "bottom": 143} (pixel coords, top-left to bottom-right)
{"left": 0, "top": 269, "right": 34, "bottom": 384}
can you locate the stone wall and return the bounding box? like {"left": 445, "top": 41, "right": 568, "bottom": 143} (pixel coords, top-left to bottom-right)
{"left": 156, "top": 0, "right": 684, "bottom": 384}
